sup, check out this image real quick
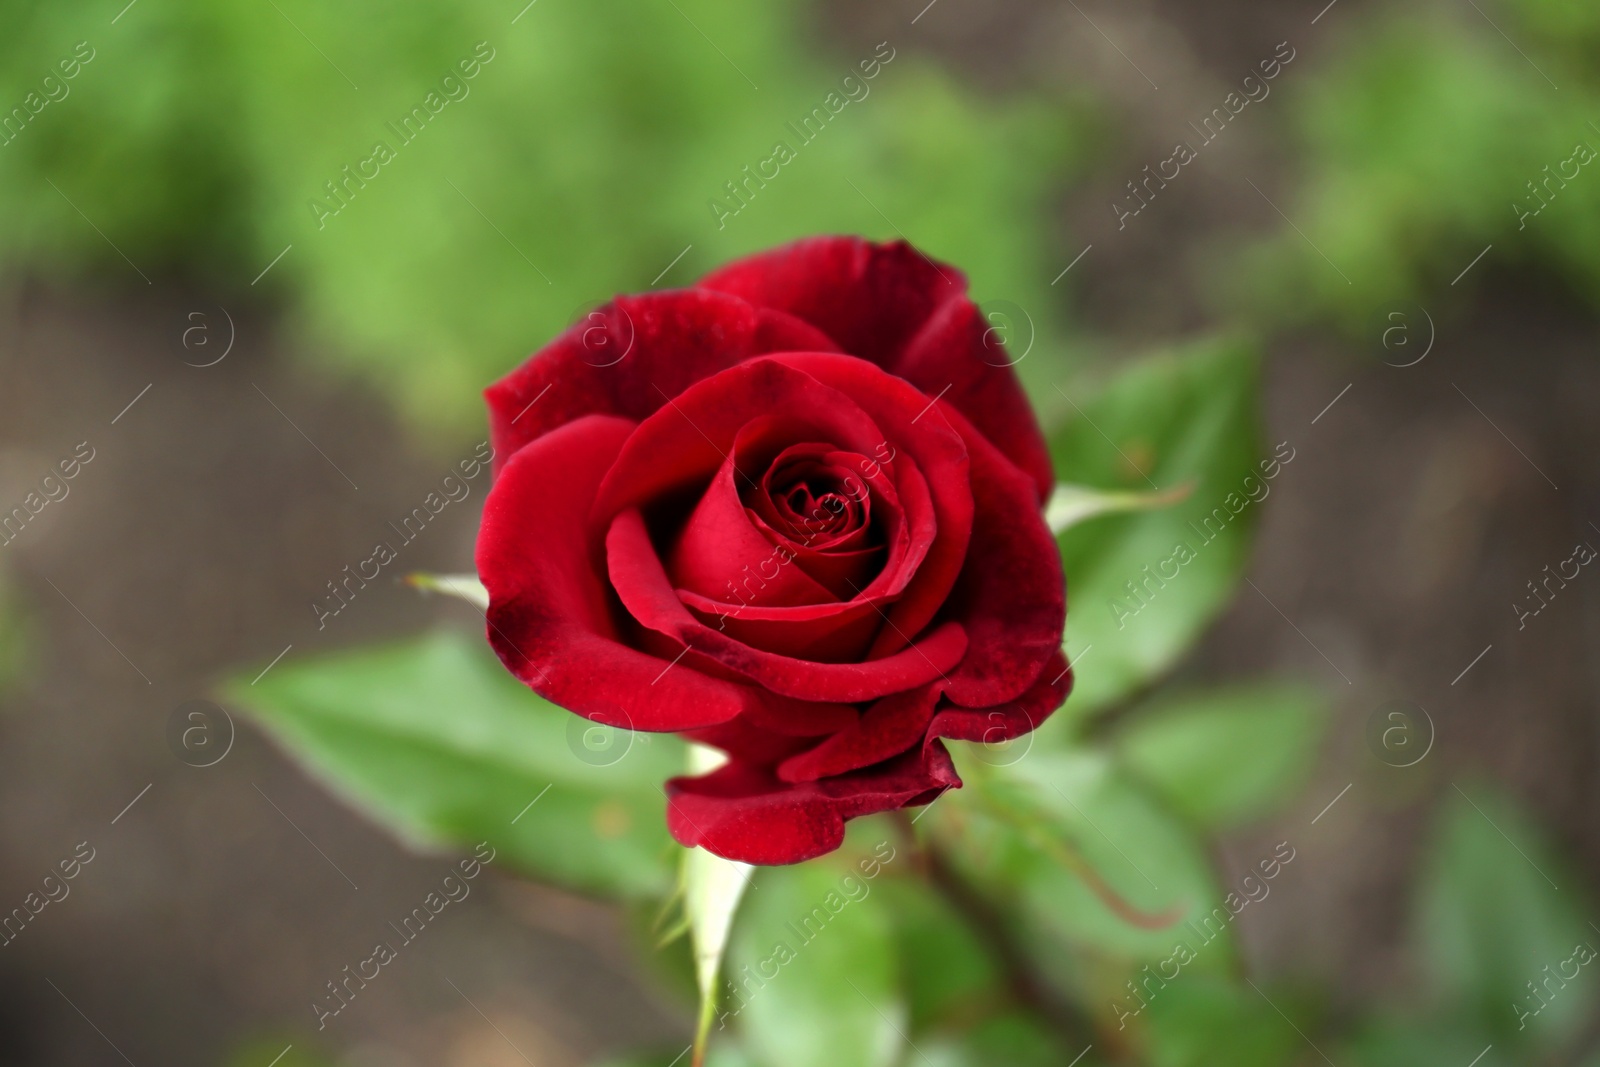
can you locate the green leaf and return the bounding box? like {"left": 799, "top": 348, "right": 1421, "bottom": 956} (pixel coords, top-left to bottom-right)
{"left": 725, "top": 842, "right": 906, "bottom": 1067}
{"left": 0, "top": 1, "right": 1091, "bottom": 434}
{"left": 1221, "top": 12, "right": 1600, "bottom": 334}
{"left": 1114, "top": 682, "right": 1329, "bottom": 831}
{"left": 1047, "top": 340, "right": 1267, "bottom": 724}
{"left": 1045, "top": 482, "right": 1193, "bottom": 536}
{"left": 933, "top": 750, "right": 1233, "bottom": 971}
{"left": 405, "top": 571, "right": 489, "bottom": 610}
{"left": 917, "top": 1013, "right": 1083, "bottom": 1067}
{"left": 1135, "top": 976, "right": 1303, "bottom": 1067}
{"left": 876, "top": 877, "right": 999, "bottom": 1032}
{"left": 1418, "top": 784, "right": 1595, "bottom": 1050}
{"left": 1338, "top": 1020, "right": 1501, "bottom": 1067}
{"left": 226, "top": 630, "right": 682, "bottom": 899}
{"left": 684, "top": 744, "right": 755, "bottom": 1064}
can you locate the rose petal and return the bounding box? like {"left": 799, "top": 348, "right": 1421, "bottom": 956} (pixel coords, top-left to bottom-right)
{"left": 777, "top": 650, "right": 1072, "bottom": 784}
{"left": 608, "top": 507, "right": 968, "bottom": 702}
{"left": 592, "top": 358, "right": 958, "bottom": 673}
{"left": 698, "top": 236, "right": 961, "bottom": 368}
{"left": 485, "top": 290, "right": 763, "bottom": 471}
{"left": 665, "top": 743, "right": 958, "bottom": 864}
{"left": 752, "top": 307, "right": 841, "bottom": 354}
{"left": 667, "top": 655, "right": 1072, "bottom": 864}
{"left": 667, "top": 445, "right": 839, "bottom": 611}
{"left": 670, "top": 430, "right": 902, "bottom": 608}
{"left": 670, "top": 444, "right": 919, "bottom": 664}
{"left": 758, "top": 353, "right": 973, "bottom": 657}
{"left": 925, "top": 650, "right": 1071, "bottom": 752}
{"left": 930, "top": 403, "right": 1067, "bottom": 707}
{"left": 699, "top": 235, "right": 1053, "bottom": 501}
{"left": 896, "top": 296, "right": 1055, "bottom": 503}
{"left": 591, "top": 359, "right": 893, "bottom": 531}
{"left": 753, "top": 445, "right": 879, "bottom": 556}
{"left": 477, "top": 414, "right": 830, "bottom": 732}
{"left": 775, "top": 684, "right": 938, "bottom": 784}
{"left": 677, "top": 586, "right": 885, "bottom": 664}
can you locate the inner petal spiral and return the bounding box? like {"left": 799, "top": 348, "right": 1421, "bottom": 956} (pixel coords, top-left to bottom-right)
{"left": 744, "top": 443, "right": 891, "bottom": 599}
{"left": 757, "top": 447, "right": 874, "bottom": 549}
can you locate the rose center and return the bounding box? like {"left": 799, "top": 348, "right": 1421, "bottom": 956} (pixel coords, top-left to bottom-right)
{"left": 759, "top": 456, "right": 872, "bottom": 549}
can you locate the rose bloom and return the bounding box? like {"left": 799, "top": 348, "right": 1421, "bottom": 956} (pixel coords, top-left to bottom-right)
{"left": 477, "top": 237, "right": 1068, "bottom": 864}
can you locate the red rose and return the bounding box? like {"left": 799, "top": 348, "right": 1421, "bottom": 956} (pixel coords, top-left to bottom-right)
{"left": 477, "top": 236, "right": 1069, "bottom": 864}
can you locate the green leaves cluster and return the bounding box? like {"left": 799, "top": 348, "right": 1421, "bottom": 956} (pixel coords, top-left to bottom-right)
{"left": 229, "top": 632, "right": 684, "bottom": 899}
{"left": 1344, "top": 785, "right": 1597, "bottom": 1066}
{"left": 1219, "top": 3, "right": 1600, "bottom": 334}
{"left": 1046, "top": 341, "right": 1265, "bottom": 723}
{"left": 0, "top": 0, "right": 1090, "bottom": 431}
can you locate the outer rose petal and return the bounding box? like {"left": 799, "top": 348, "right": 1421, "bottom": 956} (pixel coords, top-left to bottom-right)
{"left": 476, "top": 414, "right": 832, "bottom": 732}
{"left": 698, "top": 235, "right": 1054, "bottom": 501}
{"left": 485, "top": 290, "right": 762, "bottom": 470}
{"left": 925, "top": 650, "right": 1071, "bottom": 753}
{"left": 775, "top": 650, "right": 1072, "bottom": 784}
{"left": 670, "top": 654, "right": 1072, "bottom": 863}
{"left": 698, "top": 236, "right": 959, "bottom": 369}
{"left": 665, "top": 743, "right": 959, "bottom": 865}
{"left": 932, "top": 401, "right": 1066, "bottom": 707}
{"left": 485, "top": 296, "right": 843, "bottom": 474}
{"left": 775, "top": 684, "right": 939, "bottom": 785}
{"left": 662, "top": 646, "right": 1075, "bottom": 863}
{"left": 896, "top": 296, "right": 1055, "bottom": 503}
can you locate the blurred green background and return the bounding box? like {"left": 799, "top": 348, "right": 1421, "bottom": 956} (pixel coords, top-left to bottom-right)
{"left": 1, "top": 0, "right": 1597, "bottom": 1065}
